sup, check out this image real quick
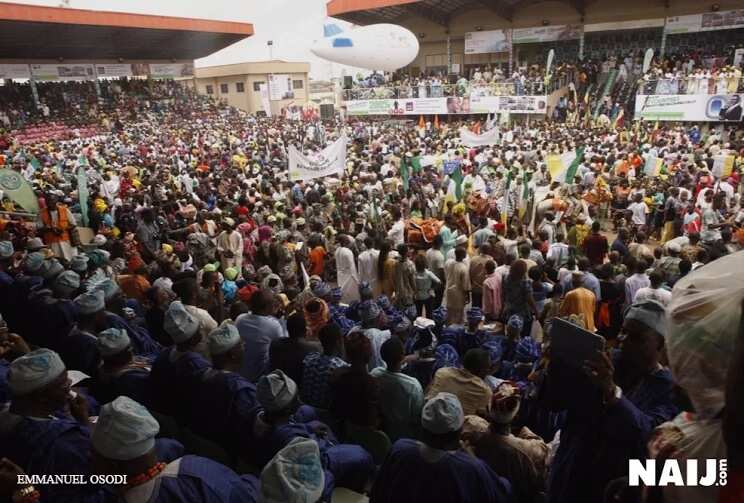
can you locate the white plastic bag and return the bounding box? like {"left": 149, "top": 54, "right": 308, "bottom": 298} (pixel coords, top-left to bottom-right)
{"left": 668, "top": 250, "right": 744, "bottom": 419}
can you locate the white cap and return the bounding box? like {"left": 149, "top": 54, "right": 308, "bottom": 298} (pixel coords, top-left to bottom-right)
{"left": 54, "top": 270, "right": 80, "bottom": 291}
{"left": 75, "top": 290, "right": 106, "bottom": 315}
{"left": 164, "top": 301, "right": 199, "bottom": 343}
{"left": 261, "top": 437, "right": 325, "bottom": 503}
{"left": 92, "top": 396, "right": 159, "bottom": 461}
{"left": 92, "top": 278, "right": 120, "bottom": 301}
{"left": 152, "top": 277, "right": 173, "bottom": 292}
{"left": 40, "top": 258, "right": 64, "bottom": 280}
{"left": 8, "top": 349, "right": 66, "bottom": 396}
{"left": 257, "top": 370, "right": 298, "bottom": 412}
{"left": 97, "top": 328, "right": 131, "bottom": 357}
{"left": 421, "top": 392, "right": 464, "bottom": 434}
{"left": 0, "top": 241, "right": 14, "bottom": 259}
{"left": 667, "top": 242, "right": 681, "bottom": 253}
{"left": 92, "top": 234, "right": 107, "bottom": 247}
{"left": 207, "top": 320, "right": 241, "bottom": 357}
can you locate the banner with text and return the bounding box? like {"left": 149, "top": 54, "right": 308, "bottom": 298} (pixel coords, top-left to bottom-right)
{"left": 459, "top": 127, "right": 501, "bottom": 147}
{"left": 464, "top": 29, "right": 511, "bottom": 54}
{"left": 269, "top": 74, "right": 294, "bottom": 101}
{"left": 635, "top": 94, "right": 744, "bottom": 122}
{"left": 345, "top": 95, "right": 547, "bottom": 115}
{"left": 512, "top": 24, "right": 581, "bottom": 43}
{"left": 0, "top": 64, "right": 31, "bottom": 79}
{"left": 95, "top": 64, "right": 134, "bottom": 78}
{"left": 30, "top": 64, "right": 94, "bottom": 81}
{"left": 288, "top": 135, "right": 347, "bottom": 181}
{"left": 665, "top": 9, "right": 744, "bottom": 34}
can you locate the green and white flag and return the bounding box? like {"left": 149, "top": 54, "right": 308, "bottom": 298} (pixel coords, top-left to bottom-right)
{"left": 0, "top": 169, "right": 40, "bottom": 214}
{"left": 546, "top": 147, "right": 585, "bottom": 184}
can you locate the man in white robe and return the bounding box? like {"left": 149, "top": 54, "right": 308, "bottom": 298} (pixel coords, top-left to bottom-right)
{"left": 335, "top": 235, "right": 360, "bottom": 304}
{"left": 215, "top": 218, "right": 243, "bottom": 273}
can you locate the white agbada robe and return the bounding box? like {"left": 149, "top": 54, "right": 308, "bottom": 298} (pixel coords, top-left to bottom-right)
{"left": 216, "top": 230, "right": 243, "bottom": 272}
{"left": 335, "top": 246, "right": 360, "bottom": 304}
{"left": 358, "top": 248, "right": 380, "bottom": 295}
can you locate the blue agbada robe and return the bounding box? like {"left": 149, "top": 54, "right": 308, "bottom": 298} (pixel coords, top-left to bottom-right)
{"left": 0, "top": 414, "right": 92, "bottom": 501}
{"left": 5, "top": 275, "right": 43, "bottom": 333}
{"left": 252, "top": 406, "right": 374, "bottom": 492}
{"left": 370, "top": 439, "right": 513, "bottom": 503}
{"left": 0, "top": 359, "right": 9, "bottom": 406}
{"left": 544, "top": 356, "right": 679, "bottom": 503}
{"left": 149, "top": 347, "right": 211, "bottom": 418}
{"left": 123, "top": 455, "right": 260, "bottom": 503}
{"left": 23, "top": 290, "right": 77, "bottom": 350}
{"left": 186, "top": 369, "right": 260, "bottom": 454}
{"left": 105, "top": 311, "right": 162, "bottom": 358}
{"left": 58, "top": 329, "right": 101, "bottom": 377}
{"left": 93, "top": 365, "right": 151, "bottom": 405}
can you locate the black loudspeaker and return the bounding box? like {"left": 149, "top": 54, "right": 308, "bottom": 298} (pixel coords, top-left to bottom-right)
{"left": 343, "top": 76, "right": 353, "bottom": 89}
{"left": 320, "top": 104, "right": 335, "bottom": 120}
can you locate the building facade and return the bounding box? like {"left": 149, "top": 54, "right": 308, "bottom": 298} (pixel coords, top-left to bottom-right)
{"left": 193, "top": 61, "right": 310, "bottom": 115}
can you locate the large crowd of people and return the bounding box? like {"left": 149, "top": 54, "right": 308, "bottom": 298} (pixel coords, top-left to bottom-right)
{"left": 0, "top": 65, "right": 743, "bottom": 503}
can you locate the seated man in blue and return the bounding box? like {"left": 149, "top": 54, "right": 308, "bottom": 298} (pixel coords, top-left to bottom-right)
{"left": 57, "top": 290, "right": 107, "bottom": 377}
{"left": 93, "top": 327, "right": 151, "bottom": 405}
{"left": 251, "top": 369, "right": 374, "bottom": 493}
{"left": 186, "top": 321, "right": 260, "bottom": 455}
{"left": 95, "top": 278, "right": 162, "bottom": 358}
{"left": 91, "top": 396, "right": 259, "bottom": 503}
{"left": 459, "top": 307, "right": 496, "bottom": 356}
{"left": 544, "top": 300, "right": 679, "bottom": 503}
{"left": 23, "top": 270, "right": 78, "bottom": 349}
{"left": 149, "top": 301, "right": 211, "bottom": 418}
{"left": 5, "top": 252, "right": 45, "bottom": 334}
{"left": 0, "top": 348, "right": 97, "bottom": 501}
{"left": 371, "top": 392, "right": 513, "bottom": 503}
{"left": 261, "top": 438, "right": 333, "bottom": 503}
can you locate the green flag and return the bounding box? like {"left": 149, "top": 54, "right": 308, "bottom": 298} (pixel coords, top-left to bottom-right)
{"left": 29, "top": 156, "right": 41, "bottom": 172}
{"left": 400, "top": 160, "right": 410, "bottom": 191}
{"left": 451, "top": 164, "right": 464, "bottom": 201}
{"left": 77, "top": 165, "right": 89, "bottom": 227}
{"left": 411, "top": 155, "right": 422, "bottom": 174}
{"left": 0, "top": 169, "right": 39, "bottom": 214}
{"left": 565, "top": 147, "right": 585, "bottom": 183}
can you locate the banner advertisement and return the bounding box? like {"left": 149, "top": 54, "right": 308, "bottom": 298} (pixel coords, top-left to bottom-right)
{"left": 259, "top": 84, "right": 272, "bottom": 117}
{"left": 665, "top": 9, "right": 744, "bottom": 34}
{"left": 288, "top": 135, "right": 347, "bottom": 181}
{"left": 712, "top": 154, "right": 735, "bottom": 178}
{"left": 30, "top": 64, "right": 94, "bottom": 81}
{"left": 635, "top": 94, "right": 744, "bottom": 122}
{"left": 0, "top": 64, "right": 31, "bottom": 79}
{"left": 512, "top": 24, "right": 581, "bottom": 44}
{"left": 147, "top": 63, "right": 194, "bottom": 79}
{"left": 459, "top": 127, "right": 501, "bottom": 147}
{"left": 464, "top": 29, "right": 511, "bottom": 54}
{"left": 95, "top": 64, "right": 133, "bottom": 78}
{"left": 584, "top": 18, "right": 664, "bottom": 32}
{"left": 269, "top": 74, "right": 294, "bottom": 101}
{"left": 346, "top": 95, "right": 547, "bottom": 115}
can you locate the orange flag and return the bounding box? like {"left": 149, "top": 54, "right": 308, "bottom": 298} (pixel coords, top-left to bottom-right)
{"left": 418, "top": 115, "right": 425, "bottom": 129}
{"left": 434, "top": 114, "right": 440, "bottom": 129}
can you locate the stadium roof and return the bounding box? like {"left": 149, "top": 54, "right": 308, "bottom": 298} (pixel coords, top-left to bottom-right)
{"left": 327, "top": 0, "right": 590, "bottom": 26}
{"left": 0, "top": 2, "right": 253, "bottom": 61}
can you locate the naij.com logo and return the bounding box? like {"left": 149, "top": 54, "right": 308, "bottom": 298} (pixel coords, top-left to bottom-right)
{"left": 629, "top": 459, "right": 727, "bottom": 487}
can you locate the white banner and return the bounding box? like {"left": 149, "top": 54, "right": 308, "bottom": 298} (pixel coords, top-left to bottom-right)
{"left": 665, "top": 9, "right": 744, "bottom": 33}
{"left": 490, "top": 95, "right": 547, "bottom": 114}
{"left": 30, "top": 64, "right": 94, "bottom": 81}
{"left": 345, "top": 95, "right": 547, "bottom": 115}
{"left": 269, "top": 74, "right": 294, "bottom": 101}
{"left": 635, "top": 94, "right": 744, "bottom": 122}
{"left": 95, "top": 64, "right": 133, "bottom": 78}
{"left": 0, "top": 64, "right": 31, "bottom": 79}
{"left": 148, "top": 63, "right": 194, "bottom": 79}
{"left": 464, "top": 29, "right": 511, "bottom": 54}
{"left": 459, "top": 127, "right": 501, "bottom": 147}
{"left": 584, "top": 18, "right": 664, "bottom": 32}
{"left": 512, "top": 24, "right": 581, "bottom": 43}
{"left": 288, "top": 135, "right": 347, "bottom": 181}
{"left": 259, "top": 84, "right": 272, "bottom": 117}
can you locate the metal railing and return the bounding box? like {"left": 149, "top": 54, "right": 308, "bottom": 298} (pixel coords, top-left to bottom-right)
{"left": 636, "top": 76, "right": 744, "bottom": 95}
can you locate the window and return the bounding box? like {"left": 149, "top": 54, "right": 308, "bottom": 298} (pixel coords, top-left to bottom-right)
{"left": 292, "top": 79, "right": 304, "bottom": 89}
{"left": 205, "top": 85, "right": 214, "bottom": 95}
{"left": 220, "top": 83, "right": 229, "bottom": 94}
{"left": 236, "top": 82, "right": 245, "bottom": 93}
{"left": 253, "top": 81, "right": 264, "bottom": 92}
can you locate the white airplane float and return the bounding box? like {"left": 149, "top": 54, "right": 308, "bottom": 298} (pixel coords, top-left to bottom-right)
{"left": 311, "top": 23, "right": 419, "bottom": 72}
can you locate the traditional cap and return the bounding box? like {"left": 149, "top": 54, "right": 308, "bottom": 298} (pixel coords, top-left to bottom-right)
{"left": 25, "top": 237, "right": 45, "bottom": 251}
{"left": 207, "top": 320, "right": 241, "bottom": 357}
{"left": 97, "top": 328, "right": 131, "bottom": 357}
{"left": 40, "top": 258, "right": 64, "bottom": 280}
{"left": 92, "top": 396, "right": 159, "bottom": 461}
{"left": 69, "top": 254, "right": 89, "bottom": 273}
{"left": 261, "top": 438, "right": 325, "bottom": 503}
{"left": 8, "top": 348, "right": 66, "bottom": 396}
{"left": 624, "top": 300, "right": 668, "bottom": 338}
{"left": 0, "top": 241, "right": 13, "bottom": 259}
{"left": 257, "top": 370, "right": 298, "bottom": 412}
{"left": 507, "top": 314, "right": 524, "bottom": 332}
{"left": 490, "top": 382, "right": 521, "bottom": 424}
{"left": 93, "top": 278, "right": 121, "bottom": 301}
{"left": 393, "top": 317, "right": 412, "bottom": 334}
{"left": 75, "top": 290, "right": 105, "bottom": 315}
{"left": 152, "top": 277, "right": 173, "bottom": 292}
{"left": 312, "top": 281, "right": 332, "bottom": 299}
{"left": 54, "top": 270, "right": 80, "bottom": 291}
{"left": 295, "top": 217, "right": 306, "bottom": 226}
{"left": 667, "top": 242, "right": 681, "bottom": 253}
{"left": 92, "top": 234, "right": 107, "bottom": 247}
{"left": 164, "top": 301, "right": 200, "bottom": 343}
{"left": 421, "top": 392, "right": 464, "bottom": 434}
{"left": 516, "top": 336, "right": 541, "bottom": 363}
{"left": 24, "top": 252, "right": 45, "bottom": 274}
{"left": 224, "top": 267, "right": 238, "bottom": 281}
{"left": 223, "top": 217, "right": 235, "bottom": 227}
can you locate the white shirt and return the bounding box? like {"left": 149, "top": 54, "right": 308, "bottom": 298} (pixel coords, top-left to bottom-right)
{"left": 627, "top": 202, "right": 648, "bottom": 226}
{"left": 634, "top": 286, "right": 672, "bottom": 306}
{"left": 388, "top": 219, "right": 406, "bottom": 247}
